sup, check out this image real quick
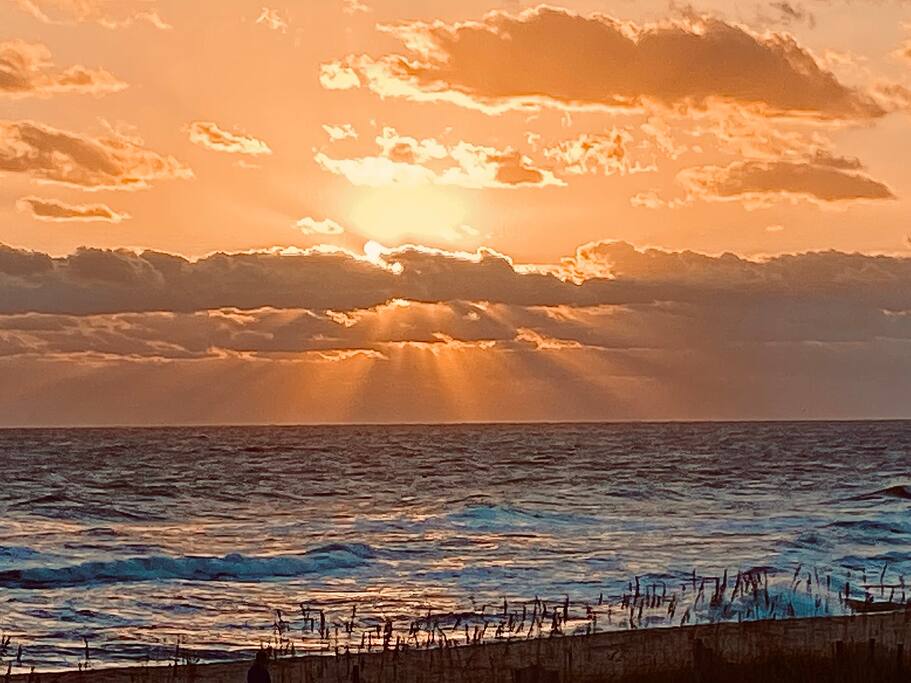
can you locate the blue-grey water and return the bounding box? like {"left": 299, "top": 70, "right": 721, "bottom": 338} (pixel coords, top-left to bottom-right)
{"left": 1, "top": 422, "right": 910, "bottom": 672}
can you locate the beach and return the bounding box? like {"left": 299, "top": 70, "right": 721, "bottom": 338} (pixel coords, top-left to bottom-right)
{"left": 9, "top": 611, "right": 911, "bottom": 682}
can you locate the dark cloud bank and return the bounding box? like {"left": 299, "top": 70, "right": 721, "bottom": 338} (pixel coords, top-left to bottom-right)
{"left": 1, "top": 240, "right": 909, "bottom": 315}
{"left": 0, "top": 241, "right": 909, "bottom": 424}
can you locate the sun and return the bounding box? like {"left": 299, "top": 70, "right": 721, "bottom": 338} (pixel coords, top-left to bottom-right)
{"left": 346, "top": 186, "right": 475, "bottom": 245}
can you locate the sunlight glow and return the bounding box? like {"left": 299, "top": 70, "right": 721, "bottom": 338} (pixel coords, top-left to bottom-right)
{"left": 348, "top": 186, "right": 472, "bottom": 244}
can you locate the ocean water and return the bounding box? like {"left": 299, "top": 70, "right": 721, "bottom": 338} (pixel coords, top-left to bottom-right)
{"left": 1, "top": 422, "right": 910, "bottom": 671}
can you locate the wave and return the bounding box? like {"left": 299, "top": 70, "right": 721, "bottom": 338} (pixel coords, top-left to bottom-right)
{"left": 0, "top": 542, "right": 375, "bottom": 589}
{"left": 8, "top": 492, "right": 70, "bottom": 508}
{"left": 8, "top": 492, "right": 162, "bottom": 521}
{"left": 827, "top": 519, "right": 911, "bottom": 535}
{"left": 444, "top": 504, "right": 598, "bottom": 530}
{"left": 838, "top": 550, "right": 911, "bottom": 567}
{"left": 0, "top": 545, "right": 43, "bottom": 563}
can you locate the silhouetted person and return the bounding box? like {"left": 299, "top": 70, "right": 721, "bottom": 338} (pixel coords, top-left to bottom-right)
{"left": 247, "top": 649, "right": 271, "bottom": 683}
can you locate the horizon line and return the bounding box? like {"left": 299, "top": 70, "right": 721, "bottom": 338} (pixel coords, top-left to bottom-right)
{"left": 3, "top": 416, "right": 911, "bottom": 430}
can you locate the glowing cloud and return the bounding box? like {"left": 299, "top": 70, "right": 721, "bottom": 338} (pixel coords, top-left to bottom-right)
{"left": 678, "top": 159, "right": 896, "bottom": 207}
{"left": 543, "top": 131, "right": 653, "bottom": 176}
{"left": 342, "top": 0, "right": 370, "bottom": 15}
{"left": 17, "top": 196, "right": 130, "bottom": 223}
{"left": 317, "top": 127, "right": 564, "bottom": 189}
{"left": 255, "top": 7, "right": 288, "bottom": 32}
{"left": 187, "top": 121, "right": 272, "bottom": 156}
{"left": 296, "top": 217, "right": 345, "bottom": 235}
{"left": 322, "top": 123, "right": 358, "bottom": 141}
{"left": 319, "top": 61, "right": 361, "bottom": 90}
{"left": 0, "top": 41, "right": 127, "bottom": 99}
{"left": 12, "top": 0, "right": 170, "bottom": 29}
{"left": 0, "top": 120, "right": 192, "bottom": 191}
{"left": 326, "top": 6, "right": 883, "bottom": 119}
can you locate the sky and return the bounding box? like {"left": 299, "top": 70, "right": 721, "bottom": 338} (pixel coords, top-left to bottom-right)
{"left": 1, "top": 0, "right": 911, "bottom": 425}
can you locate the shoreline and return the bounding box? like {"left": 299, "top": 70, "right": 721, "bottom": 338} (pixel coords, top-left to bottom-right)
{"left": 10, "top": 610, "right": 911, "bottom": 682}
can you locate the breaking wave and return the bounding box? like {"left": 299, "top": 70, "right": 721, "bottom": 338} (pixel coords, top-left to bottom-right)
{"left": 0, "top": 542, "right": 375, "bottom": 589}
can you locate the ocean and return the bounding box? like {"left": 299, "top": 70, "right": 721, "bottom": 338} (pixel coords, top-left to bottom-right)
{"left": 1, "top": 421, "right": 909, "bottom": 671}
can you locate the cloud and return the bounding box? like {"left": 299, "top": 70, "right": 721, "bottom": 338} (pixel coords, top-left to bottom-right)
{"left": 296, "top": 217, "right": 345, "bottom": 235}
{"left": 874, "top": 82, "right": 911, "bottom": 113}
{"left": 3, "top": 240, "right": 911, "bottom": 422}
{"left": 0, "top": 303, "right": 512, "bottom": 364}
{"left": 630, "top": 191, "right": 662, "bottom": 210}
{"left": 441, "top": 143, "right": 563, "bottom": 188}
{"left": 692, "top": 108, "right": 829, "bottom": 161}
{"left": 315, "top": 153, "right": 438, "bottom": 186}
{"left": 543, "top": 131, "right": 655, "bottom": 176}
{"left": 187, "top": 121, "right": 272, "bottom": 156}
{"left": 316, "top": 127, "right": 564, "bottom": 189}
{"left": 13, "top": 0, "right": 170, "bottom": 29}
{"left": 0, "top": 243, "right": 576, "bottom": 315}
{"left": 373, "top": 127, "right": 447, "bottom": 164}
{"left": 0, "top": 41, "right": 127, "bottom": 99}
{"left": 0, "top": 120, "right": 192, "bottom": 191}
{"left": 0, "top": 302, "right": 514, "bottom": 360}
{"left": 2, "top": 239, "right": 911, "bottom": 319}
{"left": 342, "top": 0, "right": 370, "bottom": 15}
{"left": 255, "top": 7, "right": 288, "bottom": 32}
{"left": 646, "top": 108, "right": 894, "bottom": 209}
{"left": 758, "top": 2, "right": 816, "bottom": 29}
{"left": 2, "top": 267, "right": 910, "bottom": 360}
{"left": 322, "top": 123, "right": 358, "bottom": 141}
{"left": 677, "top": 159, "right": 896, "bottom": 207}
{"left": 319, "top": 61, "right": 361, "bottom": 90}
{"left": 17, "top": 196, "right": 130, "bottom": 223}
{"left": 324, "top": 6, "right": 883, "bottom": 119}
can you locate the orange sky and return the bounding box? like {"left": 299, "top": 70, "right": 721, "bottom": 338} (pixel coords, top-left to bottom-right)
{"left": 2, "top": 0, "right": 911, "bottom": 424}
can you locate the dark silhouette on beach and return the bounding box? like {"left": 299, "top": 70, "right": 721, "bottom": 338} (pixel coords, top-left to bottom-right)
{"left": 247, "top": 649, "right": 271, "bottom": 683}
